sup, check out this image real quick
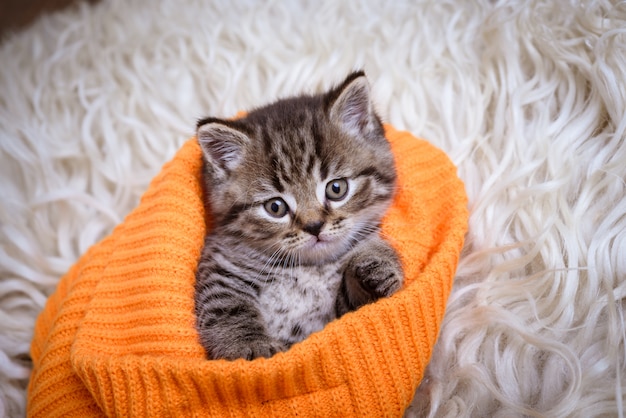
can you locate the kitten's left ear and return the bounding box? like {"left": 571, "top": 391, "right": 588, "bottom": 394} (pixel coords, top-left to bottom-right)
{"left": 326, "top": 71, "right": 383, "bottom": 140}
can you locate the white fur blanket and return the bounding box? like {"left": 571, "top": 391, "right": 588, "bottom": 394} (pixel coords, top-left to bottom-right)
{"left": 1, "top": 1, "right": 624, "bottom": 416}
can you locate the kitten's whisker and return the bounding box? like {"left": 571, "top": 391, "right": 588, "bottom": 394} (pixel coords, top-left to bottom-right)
{"left": 288, "top": 250, "right": 296, "bottom": 281}
{"left": 253, "top": 244, "right": 284, "bottom": 287}
{"left": 289, "top": 249, "right": 299, "bottom": 281}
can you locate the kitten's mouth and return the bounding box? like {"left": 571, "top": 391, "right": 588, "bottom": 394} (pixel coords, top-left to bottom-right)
{"left": 312, "top": 237, "right": 330, "bottom": 248}
{"left": 311, "top": 234, "right": 334, "bottom": 246}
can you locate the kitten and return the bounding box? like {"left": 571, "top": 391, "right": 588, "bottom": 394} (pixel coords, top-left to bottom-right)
{"left": 194, "top": 71, "right": 403, "bottom": 361}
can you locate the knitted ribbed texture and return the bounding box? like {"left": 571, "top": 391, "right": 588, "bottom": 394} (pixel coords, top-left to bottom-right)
{"left": 27, "top": 125, "right": 468, "bottom": 417}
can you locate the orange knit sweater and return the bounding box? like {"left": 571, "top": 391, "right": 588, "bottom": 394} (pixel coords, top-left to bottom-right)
{"left": 27, "top": 125, "right": 468, "bottom": 417}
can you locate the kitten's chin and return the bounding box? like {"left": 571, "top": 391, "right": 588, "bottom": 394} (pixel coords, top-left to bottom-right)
{"left": 297, "top": 235, "right": 351, "bottom": 265}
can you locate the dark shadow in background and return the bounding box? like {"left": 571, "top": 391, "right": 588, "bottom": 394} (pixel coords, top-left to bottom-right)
{"left": 0, "top": 0, "right": 99, "bottom": 41}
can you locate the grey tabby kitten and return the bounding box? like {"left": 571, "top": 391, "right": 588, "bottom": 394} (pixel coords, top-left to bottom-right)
{"left": 195, "top": 71, "right": 403, "bottom": 361}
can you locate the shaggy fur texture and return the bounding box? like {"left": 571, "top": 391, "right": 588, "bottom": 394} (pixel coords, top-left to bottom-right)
{"left": 0, "top": 0, "right": 624, "bottom": 416}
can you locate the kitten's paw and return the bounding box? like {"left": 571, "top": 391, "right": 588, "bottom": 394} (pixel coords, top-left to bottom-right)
{"left": 216, "top": 337, "right": 287, "bottom": 361}
{"left": 349, "top": 255, "right": 403, "bottom": 302}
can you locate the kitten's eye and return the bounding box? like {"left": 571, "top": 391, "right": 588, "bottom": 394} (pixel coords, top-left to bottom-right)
{"left": 264, "top": 198, "right": 289, "bottom": 218}
{"left": 325, "top": 178, "right": 349, "bottom": 201}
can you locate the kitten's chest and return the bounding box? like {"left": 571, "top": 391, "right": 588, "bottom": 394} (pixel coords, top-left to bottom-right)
{"left": 259, "top": 263, "right": 343, "bottom": 345}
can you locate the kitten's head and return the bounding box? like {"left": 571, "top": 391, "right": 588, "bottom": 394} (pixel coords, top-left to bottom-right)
{"left": 198, "top": 71, "right": 396, "bottom": 264}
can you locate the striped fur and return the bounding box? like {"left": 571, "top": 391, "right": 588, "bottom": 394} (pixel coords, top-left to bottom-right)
{"left": 195, "top": 72, "right": 403, "bottom": 360}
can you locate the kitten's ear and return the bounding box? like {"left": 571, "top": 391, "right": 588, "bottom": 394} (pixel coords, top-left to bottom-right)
{"left": 327, "top": 71, "right": 383, "bottom": 140}
{"left": 197, "top": 118, "right": 250, "bottom": 179}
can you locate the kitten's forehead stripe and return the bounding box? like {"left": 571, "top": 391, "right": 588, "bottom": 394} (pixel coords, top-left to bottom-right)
{"left": 277, "top": 165, "right": 293, "bottom": 193}
{"left": 272, "top": 176, "right": 285, "bottom": 193}
{"left": 269, "top": 152, "right": 286, "bottom": 193}
{"left": 311, "top": 118, "right": 330, "bottom": 180}
{"left": 306, "top": 153, "right": 316, "bottom": 177}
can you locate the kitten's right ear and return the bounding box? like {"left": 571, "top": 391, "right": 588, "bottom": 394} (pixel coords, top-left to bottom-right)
{"left": 326, "top": 71, "right": 383, "bottom": 141}
{"left": 197, "top": 118, "right": 250, "bottom": 180}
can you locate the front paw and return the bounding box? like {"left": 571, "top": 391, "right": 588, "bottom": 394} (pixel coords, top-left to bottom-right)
{"left": 352, "top": 256, "right": 403, "bottom": 299}
{"left": 337, "top": 238, "right": 404, "bottom": 315}
{"left": 213, "top": 336, "right": 287, "bottom": 361}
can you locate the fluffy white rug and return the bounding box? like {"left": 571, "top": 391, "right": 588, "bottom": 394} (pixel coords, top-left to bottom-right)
{"left": 1, "top": 0, "right": 625, "bottom": 416}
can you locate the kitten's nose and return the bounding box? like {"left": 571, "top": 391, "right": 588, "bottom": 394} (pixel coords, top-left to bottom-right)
{"left": 303, "top": 221, "right": 324, "bottom": 237}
